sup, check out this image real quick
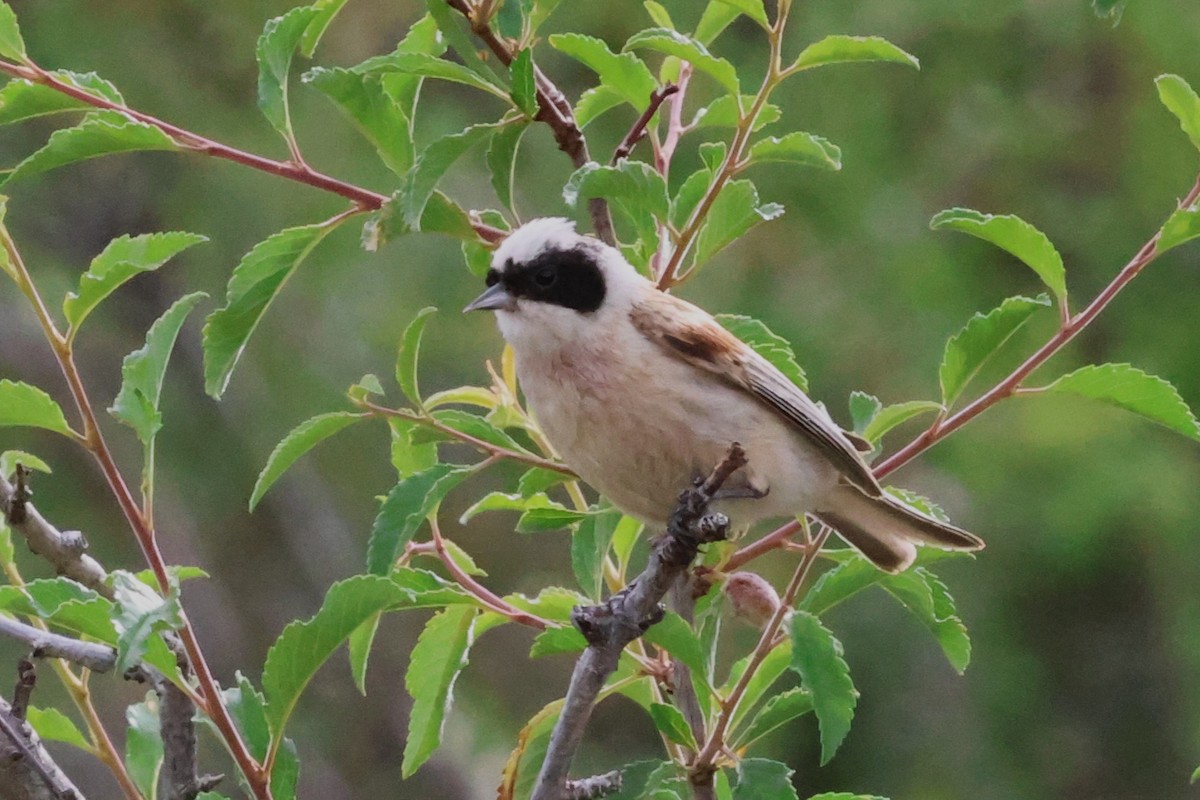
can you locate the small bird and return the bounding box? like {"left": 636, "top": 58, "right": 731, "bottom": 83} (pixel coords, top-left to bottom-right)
{"left": 465, "top": 218, "right": 983, "bottom": 572}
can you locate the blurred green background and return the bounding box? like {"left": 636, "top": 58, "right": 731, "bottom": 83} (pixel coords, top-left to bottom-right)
{"left": 2, "top": 0, "right": 1199, "bottom": 797}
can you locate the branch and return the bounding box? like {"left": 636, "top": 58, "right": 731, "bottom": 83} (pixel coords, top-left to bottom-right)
{"left": 611, "top": 85, "right": 678, "bottom": 165}
{"left": 1, "top": 471, "right": 112, "bottom": 600}
{"left": 530, "top": 444, "right": 747, "bottom": 800}
{"left": 444, "top": 0, "right": 616, "bottom": 245}
{"left": 0, "top": 695, "right": 86, "bottom": 800}
{"left": 0, "top": 618, "right": 117, "bottom": 673}
{"left": 148, "top": 658, "right": 223, "bottom": 800}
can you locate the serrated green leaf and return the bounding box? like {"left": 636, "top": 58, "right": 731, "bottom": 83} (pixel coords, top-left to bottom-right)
{"left": 648, "top": 702, "right": 697, "bottom": 749}
{"left": 125, "top": 695, "right": 162, "bottom": 799}
{"left": 564, "top": 160, "right": 669, "bottom": 256}
{"left": 575, "top": 85, "right": 625, "bottom": 127}
{"left": 510, "top": 49, "right": 539, "bottom": 117}
{"left": 940, "top": 294, "right": 1050, "bottom": 406}
{"left": 747, "top": 132, "right": 842, "bottom": 170}
{"left": 862, "top": 400, "right": 941, "bottom": 444}
{"left": 1092, "top": 0, "right": 1126, "bottom": 24}
{"left": 0, "top": 449, "right": 52, "bottom": 476}
{"left": 300, "top": 0, "right": 348, "bottom": 56}
{"left": 692, "top": 95, "right": 781, "bottom": 130}
{"left": 110, "top": 292, "right": 207, "bottom": 445}
{"left": 714, "top": 0, "right": 768, "bottom": 28}
{"left": 789, "top": 611, "right": 857, "bottom": 765}
{"left": 389, "top": 417, "right": 439, "bottom": 478}
{"left": 693, "top": 179, "right": 783, "bottom": 269}
{"left": 725, "top": 640, "right": 792, "bottom": 734}
{"left": 732, "top": 687, "right": 812, "bottom": 748}
{"left": 396, "top": 306, "right": 436, "bottom": 407}
{"left": 644, "top": 1, "right": 675, "bottom": 29}
{"left": 363, "top": 189, "right": 476, "bottom": 250}
{"left": 203, "top": 222, "right": 337, "bottom": 398}
{"left": 571, "top": 509, "right": 619, "bottom": 600}
{"left": 791, "top": 35, "right": 919, "bottom": 72}
{"left": 517, "top": 466, "right": 568, "bottom": 497}
{"left": 518, "top": 507, "right": 591, "bottom": 533}
{"left": 549, "top": 33, "right": 658, "bottom": 109}
{"left": 367, "top": 464, "right": 468, "bottom": 574}
{"left": 303, "top": 67, "right": 414, "bottom": 178}
{"left": 347, "top": 613, "right": 380, "bottom": 694}
{"left": 500, "top": 700, "right": 564, "bottom": 800}
{"left": 401, "top": 122, "right": 500, "bottom": 228}
{"left": 256, "top": 6, "right": 321, "bottom": 142}
{"left": 487, "top": 121, "right": 530, "bottom": 214}
{"left": 355, "top": 51, "right": 509, "bottom": 99}
{"left": 1156, "top": 74, "right": 1200, "bottom": 151}
{"left": 2, "top": 110, "right": 178, "bottom": 188}
{"left": 694, "top": 1, "right": 740, "bottom": 46}
{"left": 0, "top": 1, "right": 26, "bottom": 61}
{"left": 263, "top": 575, "right": 412, "bottom": 734}
{"left": 1041, "top": 363, "right": 1200, "bottom": 440}
{"left": 111, "top": 571, "right": 184, "bottom": 675}
{"left": 424, "top": 0, "right": 504, "bottom": 85}
{"left": 883, "top": 568, "right": 971, "bottom": 673}
{"left": 800, "top": 558, "right": 882, "bottom": 616}
{"left": 732, "top": 758, "right": 798, "bottom": 800}
{"left": 0, "top": 380, "right": 76, "bottom": 438}
{"left": 931, "top": 208, "right": 1067, "bottom": 302}
{"left": 27, "top": 707, "right": 92, "bottom": 751}
{"left": 624, "top": 28, "right": 740, "bottom": 97}
{"left": 848, "top": 391, "right": 882, "bottom": 435}
{"left": 530, "top": 625, "right": 587, "bottom": 657}
{"left": 643, "top": 611, "right": 708, "bottom": 679}
{"left": 64, "top": 231, "right": 206, "bottom": 334}
{"left": 250, "top": 411, "right": 365, "bottom": 511}
{"left": 1158, "top": 207, "right": 1200, "bottom": 253}
{"left": 807, "top": 794, "right": 888, "bottom": 800}
{"left": 716, "top": 315, "right": 807, "bottom": 392}
{"left": 403, "top": 605, "right": 478, "bottom": 776}
{"left": 0, "top": 72, "right": 123, "bottom": 126}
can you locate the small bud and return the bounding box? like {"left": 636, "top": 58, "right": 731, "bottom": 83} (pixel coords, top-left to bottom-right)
{"left": 723, "top": 571, "right": 781, "bottom": 627}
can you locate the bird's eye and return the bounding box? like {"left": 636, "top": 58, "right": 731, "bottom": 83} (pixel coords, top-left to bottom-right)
{"left": 533, "top": 267, "right": 556, "bottom": 288}
{"left": 485, "top": 269, "right": 500, "bottom": 287}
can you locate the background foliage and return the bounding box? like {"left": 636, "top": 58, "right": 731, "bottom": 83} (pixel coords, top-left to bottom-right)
{"left": 1, "top": 0, "right": 1199, "bottom": 798}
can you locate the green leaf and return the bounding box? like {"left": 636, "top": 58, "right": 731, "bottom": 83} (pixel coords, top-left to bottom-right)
{"left": 303, "top": 67, "right": 414, "bottom": 178}
{"left": 300, "top": 0, "right": 349, "bottom": 56}
{"left": 63, "top": 231, "right": 207, "bottom": 334}
{"left": 3, "top": 110, "right": 178, "bottom": 188}
{"left": 861, "top": 400, "right": 941, "bottom": 444}
{"left": 575, "top": 85, "right": 625, "bottom": 127}
{"left": 1156, "top": 74, "right": 1200, "bottom": 151}
{"left": 1158, "top": 206, "right": 1200, "bottom": 253}
{"left": 571, "top": 510, "right": 619, "bottom": 600}
{"left": 518, "top": 466, "right": 568, "bottom": 497}
{"left": 789, "top": 611, "right": 857, "bottom": 765}
{"left": 692, "top": 95, "right": 781, "bottom": 130}
{"left": 256, "top": 5, "right": 322, "bottom": 142}
{"left": 801, "top": 557, "right": 882, "bottom": 616}
{"left": 940, "top": 294, "right": 1050, "bottom": 406}
{"left": 110, "top": 292, "right": 207, "bottom": 445}
{"left": 263, "top": 575, "right": 412, "bottom": 734}
{"left": 396, "top": 306, "right": 437, "bottom": 408}
{"left": 347, "top": 614, "right": 381, "bottom": 693}
{"left": 203, "top": 222, "right": 337, "bottom": 398}
{"left": 518, "top": 507, "right": 592, "bottom": 533}
{"left": 747, "top": 132, "right": 841, "bottom": 171}
{"left": 643, "top": 611, "right": 708, "bottom": 679}
{"left": 694, "top": 1, "right": 740, "bottom": 46}
{"left": 424, "top": 0, "right": 504, "bottom": 85}
{"left": 403, "top": 606, "right": 478, "bottom": 776}
{"left": 732, "top": 759, "right": 798, "bottom": 800}
{"left": 644, "top": 1, "right": 675, "bottom": 29}
{"left": 487, "top": 121, "right": 530, "bottom": 214}
{"left": 401, "top": 123, "right": 500, "bottom": 228}
{"left": 27, "top": 706, "right": 92, "bottom": 751}
{"left": 125, "top": 695, "right": 162, "bottom": 799}
{"left": 0, "top": 449, "right": 52, "bottom": 476}
{"left": 1092, "top": 0, "right": 1126, "bottom": 25}
{"left": 732, "top": 688, "right": 812, "bottom": 748}
{"left": 250, "top": 411, "right": 365, "bottom": 510}
{"left": 530, "top": 625, "right": 587, "bottom": 657}
{"left": 355, "top": 51, "right": 509, "bottom": 99}
{"left": 0, "top": 380, "right": 76, "bottom": 438}
{"left": 648, "top": 702, "right": 697, "bottom": 749}
{"left": 510, "top": 49, "right": 539, "bottom": 117}
{"left": 389, "top": 418, "right": 439, "bottom": 478}
{"left": 713, "top": 0, "right": 769, "bottom": 29}
{"left": 791, "top": 35, "right": 919, "bottom": 72}
{"left": 0, "top": 1, "right": 26, "bottom": 61}
{"left": 564, "top": 160, "right": 669, "bottom": 252}
{"left": 882, "top": 568, "right": 971, "bottom": 674}
{"left": 0, "top": 72, "right": 123, "bottom": 126}
{"left": 111, "top": 571, "right": 185, "bottom": 675}
{"left": 716, "top": 315, "right": 807, "bottom": 392}
{"left": 1041, "top": 363, "right": 1200, "bottom": 440}
{"left": 367, "top": 465, "right": 468, "bottom": 574}
{"left": 363, "top": 190, "right": 477, "bottom": 250}
{"left": 549, "top": 33, "right": 658, "bottom": 109}
{"left": 848, "top": 391, "right": 882, "bottom": 435}
{"left": 624, "top": 28, "right": 740, "bottom": 97}
{"left": 931, "top": 208, "right": 1067, "bottom": 303}
{"left": 807, "top": 795, "right": 888, "bottom": 800}
{"left": 693, "top": 179, "right": 783, "bottom": 268}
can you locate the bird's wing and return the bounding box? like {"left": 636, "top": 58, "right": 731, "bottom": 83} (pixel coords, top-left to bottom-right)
{"left": 630, "top": 290, "right": 881, "bottom": 496}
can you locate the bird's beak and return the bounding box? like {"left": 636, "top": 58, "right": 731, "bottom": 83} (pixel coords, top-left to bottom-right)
{"left": 463, "top": 283, "right": 517, "bottom": 313}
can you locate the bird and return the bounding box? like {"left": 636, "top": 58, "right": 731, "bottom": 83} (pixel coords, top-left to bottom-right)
{"left": 464, "top": 217, "right": 983, "bottom": 572}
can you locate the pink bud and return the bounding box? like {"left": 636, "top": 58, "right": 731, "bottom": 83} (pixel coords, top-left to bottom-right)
{"left": 723, "top": 571, "right": 781, "bottom": 627}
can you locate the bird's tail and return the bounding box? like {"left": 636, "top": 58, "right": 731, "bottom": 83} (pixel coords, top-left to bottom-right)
{"left": 812, "top": 483, "right": 985, "bottom": 573}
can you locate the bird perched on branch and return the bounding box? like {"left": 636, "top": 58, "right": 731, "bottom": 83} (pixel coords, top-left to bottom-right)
{"left": 465, "top": 218, "right": 983, "bottom": 572}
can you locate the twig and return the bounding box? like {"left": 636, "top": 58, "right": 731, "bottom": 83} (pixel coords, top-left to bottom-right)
{"left": 530, "top": 444, "right": 747, "bottom": 800}
{"left": 11, "top": 660, "right": 36, "bottom": 721}
{"left": 149, "top": 655, "right": 223, "bottom": 800}
{"left": 565, "top": 769, "right": 623, "bottom": 800}
{"left": 0, "top": 696, "right": 85, "bottom": 800}
{"left": 0, "top": 473, "right": 111, "bottom": 600}
{"left": 611, "top": 85, "right": 679, "bottom": 165}
{"left": 0, "top": 618, "right": 117, "bottom": 673}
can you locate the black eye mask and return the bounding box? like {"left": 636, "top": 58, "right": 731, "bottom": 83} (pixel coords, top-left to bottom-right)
{"left": 498, "top": 245, "right": 606, "bottom": 313}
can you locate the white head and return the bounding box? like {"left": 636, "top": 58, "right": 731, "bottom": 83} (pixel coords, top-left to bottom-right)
{"left": 463, "top": 217, "right": 649, "bottom": 352}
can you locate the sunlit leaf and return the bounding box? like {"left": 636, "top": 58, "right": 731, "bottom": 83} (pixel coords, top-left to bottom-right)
{"left": 692, "top": 95, "right": 781, "bottom": 130}
{"left": 1158, "top": 206, "right": 1200, "bottom": 253}
{"left": 693, "top": 179, "right": 783, "bottom": 268}
{"left": 693, "top": 1, "right": 740, "bottom": 46}
{"left": 366, "top": 464, "right": 469, "bottom": 575}
{"left": 713, "top": 0, "right": 768, "bottom": 29}
{"left": 2, "top": 110, "right": 178, "bottom": 187}
{"left": 931, "top": 208, "right": 1067, "bottom": 303}
{"left": 716, "top": 315, "right": 807, "bottom": 391}
{"left": 1156, "top": 74, "right": 1200, "bottom": 151}
{"left": 644, "top": 1, "right": 675, "bottom": 29}
{"left": 732, "top": 758, "right": 798, "bottom": 800}
{"left": 256, "top": 5, "right": 321, "bottom": 142}
{"left": 789, "top": 611, "right": 857, "bottom": 765}
{"left": 403, "top": 606, "right": 478, "bottom": 776}
{"left": 0, "top": 72, "right": 123, "bottom": 126}
{"left": 27, "top": 707, "right": 91, "bottom": 751}
{"left": 940, "top": 294, "right": 1050, "bottom": 406}
{"left": 0, "top": 1, "right": 25, "bottom": 61}
{"left": 624, "top": 28, "right": 740, "bottom": 97}
{"left": 250, "top": 411, "right": 366, "bottom": 511}
{"left": 0, "top": 449, "right": 51, "bottom": 476}
{"left": 575, "top": 85, "right": 625, "bottom": 127}
{"left": 1041, "top": 363, "right": 1200, "bottom": 440}
{"left": 203, "top": 222, "right": 338, "bottom": 398}
{"left": 791, "top": 35, "right": 919, "bottom": 72}
{"left": 861, "top": 400, "right": 941, "bottom": 444}
{"left": 549, "top": 33, "right": 657, "bottom": 109}
{"left": 0, "top": 379, "right": 77, "bottom": 439}
{"left": 747, "top": 132, "right": 841, "bottom": 171}
{"left": 300, "top": 0, "right": 349, "bottom": 56}
{"left": 648, "top": 703, "right": 697, "bottom": 749}
{"left": 389, "top": 418, "right": 438, "bottom": 478}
